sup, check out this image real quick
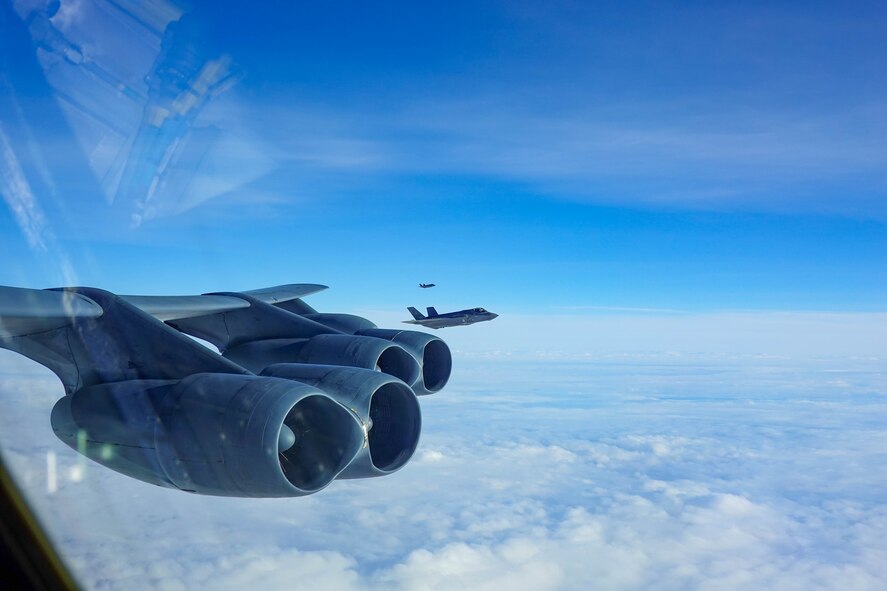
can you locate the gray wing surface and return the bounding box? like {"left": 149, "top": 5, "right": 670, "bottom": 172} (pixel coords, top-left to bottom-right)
{"left": 121, "top": 284, "right": 328, "bottom": 321}
{"left": 0, "top": 286, "right": 103, "bottom": 337}
{"left": 0, "top": 281, "right": 452, "bottom": 496}
{"left": 241, "top": 284, "right": 328, "bottom": 304}
{"left": 120, "top": 294, "right": 251, "bottom": 321}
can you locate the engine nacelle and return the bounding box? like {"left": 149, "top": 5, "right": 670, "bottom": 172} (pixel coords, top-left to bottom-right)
{"left": 302, "top": 313, "right": 377, "bottom": 334}
{"left": 356, "top": 328, "right": 452, "bottom": 395}
{"left": 262, "top": 364, "right": 421, "bottom": 478}
{"left": 223, "top": 334, "right": 420, "bottom": 385}
{"left": 50, "top": 374, "right": 364, "bottom": 497}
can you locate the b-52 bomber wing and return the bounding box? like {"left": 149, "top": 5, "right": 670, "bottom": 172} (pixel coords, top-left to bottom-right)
{"left": 119, "top": 283, "right": 329, "bottom": 321}
{"left": 0, "top": 284, "right": 452, "bottom": 498}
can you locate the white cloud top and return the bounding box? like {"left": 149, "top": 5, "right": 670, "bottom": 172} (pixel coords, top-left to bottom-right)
{"left": 2, "top": 336, "right": 886, "bottom": 590}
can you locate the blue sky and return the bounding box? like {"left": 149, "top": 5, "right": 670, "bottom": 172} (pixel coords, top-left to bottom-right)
{"left": 1, "top": 0, "right": 886, "bottom": 316}
{"left": 2, "top": 2, "right": 887, "bottom": 589}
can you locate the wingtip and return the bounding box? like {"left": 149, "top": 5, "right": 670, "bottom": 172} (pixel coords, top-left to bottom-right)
{"left": 237, "top": 284, "right": 329, "bottom": 303}
{"left": 0, "top": 286, "right": 104, "bottom": 338}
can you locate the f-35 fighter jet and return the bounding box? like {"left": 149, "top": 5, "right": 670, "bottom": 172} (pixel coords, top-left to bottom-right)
{"left": 405, "top": 306, "right": 498, "bottom": 329}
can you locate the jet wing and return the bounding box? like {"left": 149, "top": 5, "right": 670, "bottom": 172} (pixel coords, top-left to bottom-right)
{"left": 0, "top": 284, "right": 330, "bottom": 332}
{"left": 120, "top": 284, "right": 329, "bottom": 321}
{"left": 0, "top": 286, "right": 103, "bottom": 337}
{"left": 119, "top": 294, "right": 251, "bottom": 322}
{"left": 239, "top": 283, "right": 328, "bottom": 303}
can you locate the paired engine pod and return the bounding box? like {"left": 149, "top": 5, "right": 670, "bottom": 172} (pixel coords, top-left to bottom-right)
{"left": 262, "top": 364, "right": 421, "bottom": 478}
{"left": 223, "top": 334, "right": 421, "bottom": 386}
{"left": 302, "top": 313, "right": 377, "bottom": 334}
{"left": 356, "top": 328, "right": 452, "bottom": 395}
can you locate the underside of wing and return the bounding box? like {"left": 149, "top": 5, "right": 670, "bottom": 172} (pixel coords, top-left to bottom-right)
{"left": 0, "top": 286, "right": 104, "bottom": 338}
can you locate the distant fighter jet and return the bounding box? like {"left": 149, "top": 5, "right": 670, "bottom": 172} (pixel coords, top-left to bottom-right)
{"left": 419, "top": 283, "right": 436, "bottom": 288}
{"left": 405, "top": 306, "right": 498, "bottom": 329}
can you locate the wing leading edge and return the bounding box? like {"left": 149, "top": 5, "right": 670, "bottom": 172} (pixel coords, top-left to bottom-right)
{"left": 0, "top": 284, "right": 330, "bottom": 335}
{"left": 121, "top": 284, "right": 329, "bottom": 322}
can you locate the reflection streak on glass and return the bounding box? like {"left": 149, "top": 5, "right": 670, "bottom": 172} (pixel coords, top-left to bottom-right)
{"left": 46, "top": 450, "right": 57, "bottom": 494}
{"left": 8, "top": 0, "right": 265, "bottom": 227}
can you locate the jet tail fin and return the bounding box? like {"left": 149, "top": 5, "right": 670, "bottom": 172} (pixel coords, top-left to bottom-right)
{"left": 407, "top": 306, "right": 425, "bottom": 320}
{"left": 426, "top": 307, "right": 439, "bottom": 318}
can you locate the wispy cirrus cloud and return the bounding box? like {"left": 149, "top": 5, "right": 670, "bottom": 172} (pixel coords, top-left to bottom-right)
{"left": 244, "top": 93, "right": 887, "bottom": 219}
{"left": 0, "top": 122, "right": 78, "bottom": 284}
{"left": 0, "top": 122, "right": 48, "bottom": 251}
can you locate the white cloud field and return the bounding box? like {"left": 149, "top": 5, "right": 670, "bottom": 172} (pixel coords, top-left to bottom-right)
{"left": 1, "top": 325, "right": 887, "bottom": 590}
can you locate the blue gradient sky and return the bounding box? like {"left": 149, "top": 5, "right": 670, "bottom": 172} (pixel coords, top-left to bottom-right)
{"left": 1, "top": 0, "right": 886, "bottom": 313}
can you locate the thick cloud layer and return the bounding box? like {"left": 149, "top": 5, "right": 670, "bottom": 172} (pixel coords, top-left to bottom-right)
{"left": 1, "top": 352, "right": 886, "bottom": 590}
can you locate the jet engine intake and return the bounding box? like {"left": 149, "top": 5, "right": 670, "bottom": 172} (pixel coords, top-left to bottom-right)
{"left": 261, "top": 364, "right": 421, "bottom": 478}
{"left": 356, "top": 328, "right": 452, "bottom": 395}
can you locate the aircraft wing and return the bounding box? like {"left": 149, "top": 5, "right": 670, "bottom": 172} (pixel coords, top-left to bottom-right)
{"left": 120, "top": 284, "right": 329, "bottom": 321}
{"left": 0, "top": 281, "right": 452, "bottom": 498}
{"left": 118, "top": 294, "right": 249, "bottom": 321}
{"left": 0, "top": 286, "right": 103, "bottom": 338}
{"left": 0, "top": 284, "right": 331, "bottom": 332}
{"left": 239, "top": 283, "right": 328, "bottom": 303}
